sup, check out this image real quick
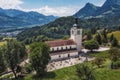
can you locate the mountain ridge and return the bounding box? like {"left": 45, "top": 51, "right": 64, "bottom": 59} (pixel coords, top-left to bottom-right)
{"left": 74, "top": 0, "right": 120, "bottom": 19}
{"left": 0, "top": 8, "right": 57, "bottom": 28}
{"left": 74, "top": 2, "right": 100, "bottom": 18}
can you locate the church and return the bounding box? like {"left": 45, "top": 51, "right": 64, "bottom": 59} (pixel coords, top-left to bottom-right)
{"left": 45, "top": 20, "right": 82, "bottom": 61}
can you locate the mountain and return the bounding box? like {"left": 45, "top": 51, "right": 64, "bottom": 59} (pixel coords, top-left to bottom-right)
{"left": 74, "top": 0, "right": 120, "bottom": 19}
{"left": 17, "top": 0, "right": 120, "bottom": 43}
{"left": 0, "top": 8, "right": 57, "bottom": 28}
{"left": 103, "top": 0, "right": 120, "bottom": 7}
{"left": 74, "top": 3, "right": 100, "bottom": 18}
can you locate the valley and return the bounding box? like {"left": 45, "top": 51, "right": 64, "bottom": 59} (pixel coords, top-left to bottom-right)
{"left": 0, "top": 0, "right": 120, "bottom": 80}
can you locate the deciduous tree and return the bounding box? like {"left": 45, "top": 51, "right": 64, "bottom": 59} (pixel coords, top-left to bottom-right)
{"left": 3, "top": 39, "right": 26, "bottom": 78}
{"left": 76, "top": 64, "right": 96, "bottom": 80}
{"left": 29, "top": 42, "right": 50, "bottom": 76}
{"left": 0, "top": 47, "right": 6, "bottom": 74}
{"left": 84, "top": 40, "right": 99, "bottom": 52}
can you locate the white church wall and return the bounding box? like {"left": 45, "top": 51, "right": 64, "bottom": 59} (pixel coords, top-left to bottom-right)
{"left": 50, "top": 45, "right": 77, "bottom": 52}
{"left": 51, "top": 52, "right": 78, "bottom": 60}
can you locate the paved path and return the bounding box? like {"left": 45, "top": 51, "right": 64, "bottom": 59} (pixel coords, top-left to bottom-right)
{"left": 82, "top": 47, "right": 110, "bottom": 53}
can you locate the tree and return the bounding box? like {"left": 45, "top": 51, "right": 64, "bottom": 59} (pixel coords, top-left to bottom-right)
{"left": 102, "top": 29, "right": 108, "bottom": 43}
{"left": 87, "top": 32, "right": 93, "bottom": 40}
{"left": 109, "top": 48, "right": 120, "bottom": 62}
{"left": 0, "top": 35, "right": 3, "bottom": 41}
{"left": 91, "top": 28, "right": 97, "bottom": 34}
{"left": 0, "top": 47, "right": 6, "bottom": 74}
{"left": 3, "top": 39, "right": 26, "bottom": 78}
{"left": 109, "top": 48, "right": 120, "bottom": 69}
{"left": 118, "top": 25, "right": 120, "bottom": 31}
{"left": 76, "top": 64, "right": 96, "bottom": 80}
{"left": 111, "top": 37, "right": 119, "bottom": 47}
{"left": 110, "top": 34, "right": 114, "bottom": 42}
{"left": 84, "top": 40, "right": 99, "bottom": 52}
{"left": 29, "top": 42, "right": 50, "bottom": 76}
{"left": 110, "top": 47, "right": 120, "bottom": 68}
{"left": 95, "top": 33, "right": 102, "bottom": 45}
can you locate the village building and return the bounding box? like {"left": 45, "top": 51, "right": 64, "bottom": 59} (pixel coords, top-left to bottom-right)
{"left": 45, "top": 20, "right": 83, "bottom": 61}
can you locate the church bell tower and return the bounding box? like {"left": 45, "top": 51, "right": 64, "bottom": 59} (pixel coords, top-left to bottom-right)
{"left": 70, "top": 18, "right": 82, "bottom": 52}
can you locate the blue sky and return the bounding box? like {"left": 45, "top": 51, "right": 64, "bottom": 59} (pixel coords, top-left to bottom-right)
{"left": 0, "top": 0, "right": 106, "bottom": 16}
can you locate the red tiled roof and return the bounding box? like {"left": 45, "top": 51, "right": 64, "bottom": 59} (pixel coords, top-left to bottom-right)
{"left": 45, "top": 39, "right": 76, "bottom": 47}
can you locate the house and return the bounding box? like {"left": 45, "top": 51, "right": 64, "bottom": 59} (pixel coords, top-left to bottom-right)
{"left": 45, "top": 21, "right": 82, "bottom": 61}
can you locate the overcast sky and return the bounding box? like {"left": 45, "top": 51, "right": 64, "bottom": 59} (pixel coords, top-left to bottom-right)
{"left": 0, "top": 0, "right": 106, "bottom": 16}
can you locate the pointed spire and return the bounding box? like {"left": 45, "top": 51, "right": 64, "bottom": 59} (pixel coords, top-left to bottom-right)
{"left": 73, "top": 18, "right": 78, "bottom": 27}
{"left": 75, "top": 18, "right": 78, "bottom": 24}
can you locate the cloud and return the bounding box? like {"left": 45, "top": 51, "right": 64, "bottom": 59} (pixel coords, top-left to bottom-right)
{"left": 0, "top": 0, "right": 23, "bottom": 9}
{"left": 0, "top": 0, "right": 80, "bottom": 17}
{"left": 25, "top": 6, "right": 79, "bottom": 17}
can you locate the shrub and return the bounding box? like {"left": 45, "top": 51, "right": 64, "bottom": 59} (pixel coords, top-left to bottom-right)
{"left": 113, "top": 61, "right": 120, "bottom": 69}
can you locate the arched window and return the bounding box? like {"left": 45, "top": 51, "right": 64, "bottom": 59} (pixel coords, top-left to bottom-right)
{"left": 77, "top": 30, "right": 80, "bottom": 35}
{"left": 70, "top": 46, "right": 72, "bottom": 49}
{"left": 68, "top": 54, "right": 70, "bottom": 58}
{"left": 66, "top": 47, "right": 67, "bottom": 50}
{"left": 61, "top": 47, "right": 63, "bottom": 50}
{"left": 52, "top": 48, "right": 54, "bottom": 51}
{"left": 57, "top": 48, "right": 59, "bottom": 51}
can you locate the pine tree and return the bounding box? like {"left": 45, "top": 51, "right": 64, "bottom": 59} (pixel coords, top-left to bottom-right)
{"left": 95, "top": 33, "right": 102, "bottom": 45}
{"left": 87, "top": 32, "right": 93, "bottom": 40}
{"left": 111, "top": 37, "right": 119, "bottom": 47}
{"left": 102, "top": 29, "right": 108, "bottom": 43}
{"left": 91, "top": 28, "right": 96, "bottom": 34}
{"left": 118, "top": 25, "right": 120, "bottom": 31}
{"left": 110, "top": 34, "right": 114, "bottom": 42}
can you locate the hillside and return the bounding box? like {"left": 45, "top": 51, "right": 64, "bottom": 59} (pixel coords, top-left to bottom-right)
{"left": 74, "top": 0, "right": 120, "bottom": 19}
{"left": 17, "top": 16, "right": 120, "bottom": 43}
{"left": 0, "top": 8, "right": 57, "bottom": 28}
{"left": 108, "top": 31, "right": 120, "bottom": 43}
{"left": 74, "top": 3, "right": 100, "bottom": 18}
{"left": 17, "top": 0, "right": 120, "bottom": 43}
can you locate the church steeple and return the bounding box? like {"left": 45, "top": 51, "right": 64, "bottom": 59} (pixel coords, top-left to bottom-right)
{"left": 70, "top": 18, "right": 82, "bottom": 52}
{"left": 73, "top": 18, "right": 78, "bottom": 28}
{"left": 75, "top": 18, "right": 78, "bottom": 24}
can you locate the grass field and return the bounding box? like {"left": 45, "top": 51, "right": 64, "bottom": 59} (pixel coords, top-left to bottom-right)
{"left": 108, "top": 31, "right": 120, "bottom": 43}
{"left": 23, "top": 51, "right": 120, "bottom": 80}
{"left": 0, "top": 41, "right": 6, "bottom": 46}
{"left": 1, "top": 51, "right": 120, "bottom": 80}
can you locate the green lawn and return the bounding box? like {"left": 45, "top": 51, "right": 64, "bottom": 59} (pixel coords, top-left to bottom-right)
{"left": 0, "top": 41, "right": 6, "bottom": 46}
{"left": 23, "top": 51, "right": 120, "bottom": 80}
{"left": 23, "top": 61, "right": 120, "bottom": 80}
{"left": 1, "top": 51, "right": 120, "bottom": 80}
{"left": 88, "top": 51, "right": 109, "bottom": 58}
{"left": 108, "top": 31, "right": 120, "bottom": 43}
